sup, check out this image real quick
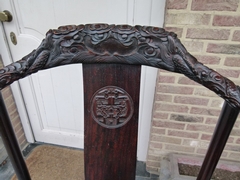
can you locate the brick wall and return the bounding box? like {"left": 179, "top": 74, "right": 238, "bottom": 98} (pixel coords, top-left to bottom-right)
{"left": 0, "top": 57, "right": 28, "bottom": 150}
{"left": 147, "top": 0, "right": 240, "bottom": 174}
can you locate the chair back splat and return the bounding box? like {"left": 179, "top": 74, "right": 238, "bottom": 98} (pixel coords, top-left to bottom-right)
{"left": 0, "top": 24, "right": 239, "bottom": 180}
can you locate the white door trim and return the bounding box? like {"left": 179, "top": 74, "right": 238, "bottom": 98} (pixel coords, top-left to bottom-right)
{"left": 134, "top": 0, "right": 167, "bottom": 161}
{"left": 0, "top": 22, "right": 34, "bottom": 143}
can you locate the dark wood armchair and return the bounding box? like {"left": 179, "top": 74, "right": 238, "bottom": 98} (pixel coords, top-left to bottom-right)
{"left": 0, "top": 24, "right": 239, "bottom": 180}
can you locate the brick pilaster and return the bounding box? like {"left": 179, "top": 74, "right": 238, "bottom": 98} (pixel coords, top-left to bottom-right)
{"left": 147, "top": 0, "right": 240, "bottom": 174}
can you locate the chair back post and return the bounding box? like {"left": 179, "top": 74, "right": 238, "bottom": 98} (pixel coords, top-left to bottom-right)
{"left": 83, "top": 63, "right": 141, "bottom": 180}
{"left": 197, "top": 101, "right": 239, "bottom": 180}
{"left": 0, "top": 92, "right": 31, "bottom": 180}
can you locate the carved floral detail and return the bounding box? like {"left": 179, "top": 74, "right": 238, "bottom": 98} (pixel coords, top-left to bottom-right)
{"left": 0, "top": 23, "right": 239, "bottom": 109}
{"left": 91, "top": 86, "right": 134, "bottom": 129}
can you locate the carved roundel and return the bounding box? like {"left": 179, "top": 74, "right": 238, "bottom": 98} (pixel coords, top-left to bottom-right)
{"left": 90, "top": 86, "right": 134, "bottom": 129}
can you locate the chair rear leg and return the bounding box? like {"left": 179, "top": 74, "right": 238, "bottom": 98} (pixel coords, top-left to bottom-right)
{"left": 0, "top": 92, "right": 31, "bottom": 180}
{"left": 196, "top": 101, "right": 239, "bottom": 180}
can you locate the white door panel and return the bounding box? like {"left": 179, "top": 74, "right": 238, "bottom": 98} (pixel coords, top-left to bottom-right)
{"left": 0, "top": 0, "right": 166, "bottom": 160}
{"left": 33, "top": 66, "right": 83, "bottom": 132}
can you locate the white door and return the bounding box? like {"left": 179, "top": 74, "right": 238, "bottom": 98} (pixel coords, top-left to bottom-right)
{"left": 0, "top": 0, "right": 166, "bottom": 160}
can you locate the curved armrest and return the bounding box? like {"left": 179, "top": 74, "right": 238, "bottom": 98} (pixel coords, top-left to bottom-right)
{"left": 0, "top": 24, "right": 239, "bottom": 109}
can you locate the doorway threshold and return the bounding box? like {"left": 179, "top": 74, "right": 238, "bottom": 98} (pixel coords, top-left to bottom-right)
{"left": 0, "top": 143, "right": 158, "bottom": 180}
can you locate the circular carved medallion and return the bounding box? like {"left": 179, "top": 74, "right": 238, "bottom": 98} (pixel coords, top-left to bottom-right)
{"left": 91, "top": 86, "right": 134, "bottom": 129}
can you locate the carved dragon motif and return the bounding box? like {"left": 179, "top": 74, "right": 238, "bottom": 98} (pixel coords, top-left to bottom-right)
{"left": 0, "top": 24, "right": 240, "bottom": 109}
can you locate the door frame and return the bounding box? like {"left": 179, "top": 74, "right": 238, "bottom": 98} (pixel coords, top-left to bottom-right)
{"left": 0, "top": 0, "right": 166, "bottom": 161}
{"left": 0, "top": 23, "right": 34, "bottom": 143}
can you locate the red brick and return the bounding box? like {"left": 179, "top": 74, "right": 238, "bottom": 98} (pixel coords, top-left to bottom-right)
{"left": 149, "top": 142, "right": 163, "bottom": 149}
{"left": 151, "top": 127, "right": 166, "bottom": 135}
{"left": 182, "top": 41, "right": 204, "bottom": 53}
{"left": 225, "top": 144, "right": 240, "bottom": 152}
{"left": 151, "top": 135, "right": 182, "bottom": 144}
{"left": 190, "top": 107, "right": 221, "bottom": 116}
{"left": 196, "top": 148, "right": 207, "bottom": 155}
{"left": 167, "top": 0, "right": 188, "bottom": 9}
{"left": 236, "top": 138, "right": 240, "bottom": 144}
{"left": 228, "top": 152, "right": 240, "bottom": 159}
{"left": 211, "top": 99, "right": 224, "bottom": 108}
{"left": 230, "top": 129, "right": 240, "bottom": 136}
{"left": 201, "top": 134, "right": 214, "bottom": 141}
{"left": 152, "top": 120, "right": 185, "bottom": 130}
{"left": 187, "top": 124, "right": 215, "bottom": 133}
{"left": 191, "top": 0, "right": 239, "bottom": 11}
{"left": 205, "top": 117, "right": 218, "bottom": 124}
{"left": 194, "top": 88, "right": 218, "bottom": 97}
{"left": 9, "top": 110, "right": 19, "bottom": 121}
{"left": 164, "top": 27, "right": 183, "bottom": 38}
{"left": 157, "top": 85, "right": 194, "bottom": 95}
{"left": 227, "top": 137, "right": 234, "bottom": 143}
{"left": 170, "top": 114, "right": 204, "bottom": 123}
{"left": 153, "top": 112, "right": 169, "bottom": 119}
{"left": 166, "top": 13, "right": 211, "bottom": 25}
{"left": 2, "top": 87, "right": 12, "bottom": 99}
{"left": 155, "top": 94, "right": 172, "bottom": 102}
{"left": 233, "top": 30, "right": 240, "bottom": 41}
{"left": 234, "top": 121, "right": 240, "bottom": 128}
{"left": 154, "top": 103, "right": 189, "bottom": 113}
{"left": 14, "top": 122, "right": 22, "bottom": 133}
{"left": 11, "top": 116, "right": 21, "bottom": 128}
{"left": 158, "top": 75, "right": 175, "bottom": 83}
{"left": 197, "top": 148, "right": 228, "bottom": 157}
{"left": 224, "top": 57, "right": 240, "bottom": 67}
{"left": 194, "top": 55, "right": 221, "bottom": 65}
{"left": 216, "top": 69, "right": 240, "bottom": 78}
{"left": 174, "top": 96, "right": 209, "bottom": 106}
{"left": 165, "top": 144, "right": 195, "bottom": 153}
{"left": 186, "top": 28, "right": 230, "bottom": 40}
{"left": 207, "top": 43, "right": 240, "bottom": 55}
{"left": 221, "top": 151, "right": 228, "bottom": 157}
{"left": 6, "top": 103, "right": 17, "bottom": 115}
{"left": 183, "top": 139, "right": 209, "bottom": 148}
{"left": 178, "top": 76, "right": 199, "bottom": 85}
{"left": 18, "top": 134, "right": 27, "bottom": 145}
{"left": 213, "top": 15, "right": 240, "bottom": 26}
{"left": 4, "top": 95, "right": 15, "bottom": 108}
{"left": 15, "top": 127, "right": 24, "bottom": 138}
{"left": 168, "top": 130, "right": 199, "bottom": 139}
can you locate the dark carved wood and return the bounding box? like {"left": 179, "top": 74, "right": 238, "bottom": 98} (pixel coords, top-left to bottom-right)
{"left": 197, "top": 102, "right": 239, "bottom": 180}
{"left": 0, "top": 24, "right": 239, "bottom": 180}
{"left": 83, "top": 64, "right": 141, "bottom": 180}
{"left": 0, "top": 24, "right": 239, "bottom": 109}
{"left": 0, "top": 93, "right": 31, "bottom": 180}
{"left": 90, "top": 86, "right": 134, "bottom": 129}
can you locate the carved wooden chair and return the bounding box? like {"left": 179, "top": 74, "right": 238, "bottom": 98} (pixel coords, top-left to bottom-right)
{"left": 0, "top": 24, "right": 239, "bottom": 180}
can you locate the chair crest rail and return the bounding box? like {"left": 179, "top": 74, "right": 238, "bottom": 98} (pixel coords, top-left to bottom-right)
{"left": 0, "top": 23, "right": 239, "bottom": 109}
